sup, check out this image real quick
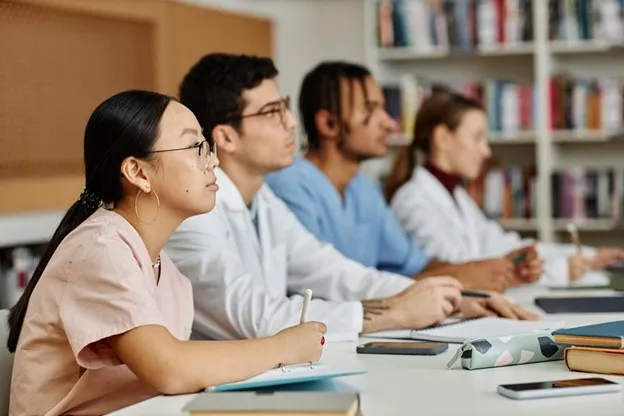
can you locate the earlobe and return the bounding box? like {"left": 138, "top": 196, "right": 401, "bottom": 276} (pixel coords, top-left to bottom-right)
{"left": 212, "top": 125, "right": 239, "bottom": 154}
{"left": 432, "top": 125, "right": 451, "bottom": 150}
{"left": 120, "top": 157, "right": 151, "bottom": 193}
{"left": 212, "top": 127, "right": 230, "bottom": 147}
{"left": 315, "top": 110, "right": 338, "bottom": 138}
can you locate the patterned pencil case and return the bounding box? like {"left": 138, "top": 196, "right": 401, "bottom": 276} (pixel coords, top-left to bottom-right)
{"left": 446, "top": 330, "right": 564, "bottom": 370}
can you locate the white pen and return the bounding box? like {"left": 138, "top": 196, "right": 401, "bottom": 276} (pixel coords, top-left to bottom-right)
{"left": 300, "top": 289, "right": 312, "bottom": 324}
{"left": 566, "top": 223, "right": 582, "bottom": 255}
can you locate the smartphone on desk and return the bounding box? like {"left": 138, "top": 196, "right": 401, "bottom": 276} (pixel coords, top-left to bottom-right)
{"left": 356, "top": 341, "right": 448, "bottom": 356}
{"left": 497, "top": 377, "right": 621, "bottom": 400}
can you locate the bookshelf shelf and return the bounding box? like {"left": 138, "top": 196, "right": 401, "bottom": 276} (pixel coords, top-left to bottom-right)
{"left": 365, "top": 0, "right": 624, "bottom": 244}
{"left": 550, "top": 40, "right": 624, "bottom": 54}
{"left": 489, "top": 131, "right": 536, "bottom": 144}
{"left": 551, "top": 130, "right": 624, "bottom": 143}
{"left": 377, "top": 47, "right": 450, "bottom": 61}
{"left": 388, "top": 131, "right": 537, "bottom": 147}
{"left": 477, "top": 42, "right": 535, "bottom": 56}
{"left": 499, "top": 218, "right": 620, "bottom": 232}
{"left": 500, "top": 218, "right": 539, "bottom": 231}
{"left": 553, "top": 219, "right": 621, "bottom": 232}
{"left": 377, "top": 43, "right": 535, "bottom": 61}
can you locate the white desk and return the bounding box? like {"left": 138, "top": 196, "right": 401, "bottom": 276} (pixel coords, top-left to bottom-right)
{"left": 110, "top": 286, "right": 624, "bottom": 416}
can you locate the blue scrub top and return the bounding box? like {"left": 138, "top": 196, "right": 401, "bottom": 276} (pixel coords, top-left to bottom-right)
{"left": 266, "top": 157, "right": 430, "bottom": 276}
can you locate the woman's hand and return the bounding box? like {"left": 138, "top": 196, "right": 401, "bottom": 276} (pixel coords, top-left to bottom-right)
{"left": 569, "top": 248, "right": 624, "bottom": 282}
{"left": 272, "top": 321, "right": 327, "bottom": 366}
{"left": 568, "top": 254, "right": 593, "bottom": 282}
{"left": 591, "top": 248, "right": 624, "bottom": 270}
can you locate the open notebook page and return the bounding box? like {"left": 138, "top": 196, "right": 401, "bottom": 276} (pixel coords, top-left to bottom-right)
{"left": 409, "top": 317, "right": 565, "bottom": 343}
{"left": 365, "top": 317, "right": 564, "bottom": 344}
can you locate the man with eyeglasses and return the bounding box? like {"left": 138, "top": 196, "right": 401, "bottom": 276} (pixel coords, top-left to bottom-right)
{"left": 165, "top": 53, "right": 530, "bottom": 342}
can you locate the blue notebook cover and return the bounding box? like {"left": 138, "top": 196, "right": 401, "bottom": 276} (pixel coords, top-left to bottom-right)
{"left": 552, "top": 320, "right": 624, "bottom": 348}
{"left": 207, "top": 363, "right": 366, "bottom": 393}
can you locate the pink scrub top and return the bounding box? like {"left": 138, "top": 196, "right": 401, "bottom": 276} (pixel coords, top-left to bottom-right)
{"left": 9, "top": 208, "right": 194, "bottom": 416}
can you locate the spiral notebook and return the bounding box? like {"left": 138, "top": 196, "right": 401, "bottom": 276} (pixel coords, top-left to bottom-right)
{"left": 366, "top": 317, "right": 565, "bottom": 344}
{"left": 206, "top": 363, "right": 366, "bottom": 392}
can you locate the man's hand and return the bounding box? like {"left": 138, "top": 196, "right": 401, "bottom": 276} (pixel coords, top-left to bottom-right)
{"left": 506, "top": 244, "right": 544, "bottom": 284}
{"left": 459, "top": 294, "right": 539, "bottom": 321}
{"left": 451, "top": 259, "right": 514, "bottom": 293}
{"left": 361, "top": 276, "right": 463, "bottom": 333}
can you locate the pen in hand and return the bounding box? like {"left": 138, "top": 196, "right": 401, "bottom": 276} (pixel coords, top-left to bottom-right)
{"left": 461, "top": 290, "right": 491, "bottom": 299}
{"left": 300, "top": 289, "right": 312, "bottom": 324}
{"left": 299, "top": 289, "right": 317, "bottom": 369}
{"left": 567, "top": 223, "right": 582, "bottom": 255}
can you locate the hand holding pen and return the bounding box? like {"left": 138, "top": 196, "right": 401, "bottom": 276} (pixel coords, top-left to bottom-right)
{"left": 507, "top": 244, "right": 544, "bottom": 284}
{"left": 272, "top": 289, "right": 327, "bottom": 367}
{"left": 566, "top": 223, "right": 590, "bottom": 282}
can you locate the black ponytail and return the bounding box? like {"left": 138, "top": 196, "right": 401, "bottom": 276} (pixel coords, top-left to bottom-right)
{"left": 7, "top": 90, "right": 173, "bottom": 352}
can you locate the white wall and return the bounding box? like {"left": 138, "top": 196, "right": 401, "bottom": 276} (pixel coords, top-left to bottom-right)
{"left": 180, "top": 0, "right": 366, "bottom": 135}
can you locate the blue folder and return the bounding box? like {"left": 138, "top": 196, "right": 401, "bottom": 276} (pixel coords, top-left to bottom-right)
{"left": 207, "top": 363, "right": 366, "bottom": 392}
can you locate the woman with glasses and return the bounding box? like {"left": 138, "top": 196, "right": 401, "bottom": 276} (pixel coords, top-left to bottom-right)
{"left": 7, "top": 90, "right": 326, "bottom": 416}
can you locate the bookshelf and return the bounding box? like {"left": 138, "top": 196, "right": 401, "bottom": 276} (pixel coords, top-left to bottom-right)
{"left": 363, "top": 0, "right": 624, "bottom": 246}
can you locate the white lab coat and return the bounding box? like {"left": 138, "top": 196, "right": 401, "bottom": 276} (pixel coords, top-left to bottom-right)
{"left": 390, "top": 166, "right": 603, "bottom": 286}
{"left": 165, "top": 168, "right": 412, "bottom": 341}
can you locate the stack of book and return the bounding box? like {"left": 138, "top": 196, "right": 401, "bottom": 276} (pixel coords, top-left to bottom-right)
{"left": 384, "top": 74, "right": 624, "bottom": 142}
{"left": 551, "top": 168, "right": 621, "bottom": 220}
{"left": 553, "top": 321, "right": 624, "bottom": 376}
{"left": 548, "top": 0, "right": 624, "bottom": 43}
{"left": 549, "top": 74, "right": 624, "bottom": 133}
{"left": 376, "top": 0, "right": 534, "bottom": 52}
{"left": 383, "top": 77, "right": 536, "bottom": 141}
{"left": 467, "top": 166, "right": 622, "bottom": 222}
{"left": 467, "top": 165, "right": 537, "bottom": 221}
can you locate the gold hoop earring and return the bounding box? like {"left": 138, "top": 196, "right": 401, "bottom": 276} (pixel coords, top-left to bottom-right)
{"left": 134, "top": 189, "right": 160, "bottom": 224}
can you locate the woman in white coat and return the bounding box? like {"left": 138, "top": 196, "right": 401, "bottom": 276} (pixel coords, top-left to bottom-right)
{"left": 385, "top": 90, "right": 624, "bottom": 286}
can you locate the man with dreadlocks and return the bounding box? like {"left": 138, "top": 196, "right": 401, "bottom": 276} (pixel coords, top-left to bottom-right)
{"left": 166, "top": 54, "right": 537, "bottom": 343}
{"left": 266, "top": 61, "right": 519, "bottom": 293}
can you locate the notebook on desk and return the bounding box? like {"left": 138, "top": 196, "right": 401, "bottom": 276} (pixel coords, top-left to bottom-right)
{"left": 366, "top": 317, "right": 565, "bottom": 344}
{"left": 535, "top": 294, "right": 624, "bottom": 313}
{"left": 206, "top": 363, "right": 366, "bottom": 392}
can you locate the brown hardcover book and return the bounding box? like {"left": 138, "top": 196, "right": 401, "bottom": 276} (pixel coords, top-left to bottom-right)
{"left": 565, "top": 346, "right": 624, "bottom": 376}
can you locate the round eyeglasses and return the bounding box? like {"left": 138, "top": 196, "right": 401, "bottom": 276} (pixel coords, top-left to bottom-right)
{"left": 148, "top": 139, "right": 217, "bottom": 171}
{"left": 222, "top": 96, "right": 291, "bottom": 126}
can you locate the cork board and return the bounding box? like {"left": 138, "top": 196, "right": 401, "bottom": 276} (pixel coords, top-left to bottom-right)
{"left": 162, "top": 1, "right": 273, "bottom": 96}
{"left": 0, "top": 0, "right": 273, "bottom": 213}
{"left": 0, "top": 1, "right": 155, "bottom": 178}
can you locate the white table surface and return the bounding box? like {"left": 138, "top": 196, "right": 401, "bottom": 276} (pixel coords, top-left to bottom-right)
{"left": 109, "top": 285, "right": 624, "bottom": 416}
